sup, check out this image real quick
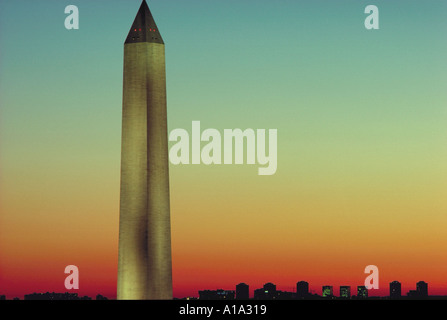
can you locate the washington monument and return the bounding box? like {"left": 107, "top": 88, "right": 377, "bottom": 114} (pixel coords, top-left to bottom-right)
{"left": 117, "top": 0, "right": 172, "bottom": 299}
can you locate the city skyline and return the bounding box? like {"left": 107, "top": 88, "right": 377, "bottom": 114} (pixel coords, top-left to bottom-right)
{"left": 1, "top": 0, "right": 447, "bottom": 300}
{"left": 1, "top": 279, "right": 443, "bottom": 300}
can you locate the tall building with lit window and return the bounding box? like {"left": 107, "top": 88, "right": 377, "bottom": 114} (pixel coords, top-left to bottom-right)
{"left": 322, "top": 286, "right": 333, "bottom": 298}
{"left": 357, "top": 286, "right": 368, "bottom": 299}
{"left": 254, "top": 283, "right": 277, "bottom": 300}
{"left": 340, "top": 286, "right": 351, "bottom": 299}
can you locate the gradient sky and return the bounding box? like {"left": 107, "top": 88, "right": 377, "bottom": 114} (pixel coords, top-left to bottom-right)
{"left": 1, "top": 0, "right": 447, "bottom": 299}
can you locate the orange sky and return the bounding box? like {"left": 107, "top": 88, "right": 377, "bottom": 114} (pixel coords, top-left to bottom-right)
{"left": 1, "top": 160, "right": 446, "bottom": 299}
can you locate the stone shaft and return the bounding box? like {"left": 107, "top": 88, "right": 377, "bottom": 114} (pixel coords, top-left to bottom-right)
{"left": 117, "top": 1, "right": 172, "bottom": 300}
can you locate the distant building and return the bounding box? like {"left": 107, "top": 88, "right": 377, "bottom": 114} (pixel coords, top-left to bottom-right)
{"left": 264, "top": 283, "right": 276, "bottom": 294}
{"left": 96, "top": 294, "right": 108, "bottom": 300}
{"left": 254, "top": 283, "right": 277, "bottom": 300}
{"left": 407, "top": 281, "right": 429, "bottom": 299}
{"left": 236, "top": 283, "right": 249, "bottom": 300}
{"left": 389, "top": 281, "right": 401, "bottom": 299}
{"left": 275, "top": 290, "right": 295, "bottom": 300}
{"left": 339, "top": 286, "right": 351, "bottom": 299}
{"left": 24, "top": 292, "right": 91, "bottom": 300}
{"left": 296, "top": 281, "right": 309, "bottom": 299}
{"left": 357, "top": 286, "right": 368, "bottom": 299}
{"left": 0, "top": 295, "right": 5, "bottom": 300}
{"left": 417, "top": 281, "right": 428, "bottom": 297}
{"left": 253, "top": 283, "right": 294, "bottom": 300}
{"left": 199, "top": 289, "right": 234, "bottom": 300}
{"left": 407, "top": 290, "right": 417, "bottom": 297}
{"left": 322, "top": 286, "right": 333, "bottom": 298}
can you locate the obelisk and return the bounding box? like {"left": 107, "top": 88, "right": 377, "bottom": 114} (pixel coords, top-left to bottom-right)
{"left": 117, "top": 0, "right": 172, "bottom": 300}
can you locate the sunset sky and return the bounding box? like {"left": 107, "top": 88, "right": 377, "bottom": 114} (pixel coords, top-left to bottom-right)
{"left": 1, "top": 0, "right": 447, "bottom": 299}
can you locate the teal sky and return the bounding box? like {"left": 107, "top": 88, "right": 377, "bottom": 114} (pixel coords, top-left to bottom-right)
{"left": 1, "top": 0, "right": 446, "bottom": 191}
{"left": 1, "top": 0, "right": 446, "bottom": 157}
{"left": 1, "top": 0, "right": 447, "bottom": 214}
